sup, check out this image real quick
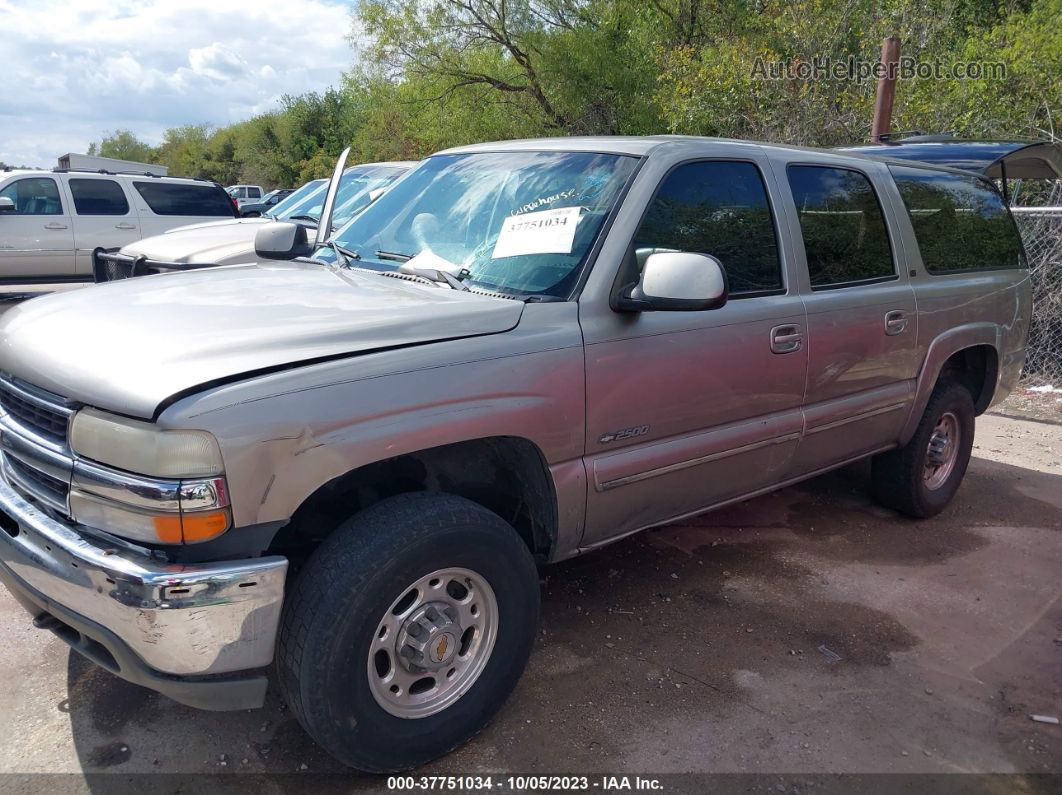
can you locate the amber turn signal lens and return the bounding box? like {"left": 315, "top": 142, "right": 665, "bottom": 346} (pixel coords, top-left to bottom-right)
{"left": 153, "top": 510, "right": 230, "bottom": 544}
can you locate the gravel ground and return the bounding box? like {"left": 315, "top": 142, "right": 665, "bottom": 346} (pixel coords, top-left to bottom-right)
{"left": 0, "top": 413, "right": 1059, "bottom": 791}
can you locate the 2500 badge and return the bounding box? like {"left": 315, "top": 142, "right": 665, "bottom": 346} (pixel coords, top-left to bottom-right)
{"left": 598, "top": 425, "right": 650, "bottom": 444}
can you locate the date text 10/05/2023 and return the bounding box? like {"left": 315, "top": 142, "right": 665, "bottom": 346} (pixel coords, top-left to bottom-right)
{"left": 387, "top": 775, "right": 665, "bottom": 791}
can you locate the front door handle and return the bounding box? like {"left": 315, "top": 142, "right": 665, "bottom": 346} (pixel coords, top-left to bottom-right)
{"left": 771, "top": 324, "right": 803, "bottom": 354}
{"left": 43, "top": 222, "right": 68, "bottom": 230}
{"left": 114, "top": 222, "right": 137, "bottom": 230}
{"left": 885, "top": 310, "right": 908, "bottom": 336}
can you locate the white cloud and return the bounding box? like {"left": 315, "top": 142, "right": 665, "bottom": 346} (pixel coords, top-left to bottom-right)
{"left": 0, "top": 0, "right": 357, "bottom": 167}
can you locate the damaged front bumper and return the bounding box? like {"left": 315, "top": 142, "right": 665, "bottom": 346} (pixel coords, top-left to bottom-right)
{"left": 0, "top": 476, "right": 287, "bottom": 710}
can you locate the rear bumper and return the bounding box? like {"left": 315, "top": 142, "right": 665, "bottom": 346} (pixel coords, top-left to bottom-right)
{"left": 0, "top": 477, "right": 287, "bottom": 709}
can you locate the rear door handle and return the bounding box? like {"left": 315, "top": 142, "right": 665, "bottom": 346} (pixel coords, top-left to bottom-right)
{"left": 115, "top": 222, "right": 137, "bottom": 230}
{"left": 43, "top": 222, "right": 68, "bottom": 230}
{"left": 770, "top": 324, "right": 803, "bottom": 354}
{"left": 885, "top": 310, "right": 908, "bottom": 336}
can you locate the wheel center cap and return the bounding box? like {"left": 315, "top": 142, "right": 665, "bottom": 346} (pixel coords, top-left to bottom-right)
{"left": 396, "top": 601, "right": 460, "bottom": 672}
{"left": 429, "top": 632, "right": 456, "bottom": 664}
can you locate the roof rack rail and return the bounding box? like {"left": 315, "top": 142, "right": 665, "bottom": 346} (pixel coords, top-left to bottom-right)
{"left": 52, "top": 167, "right": 113, "bottom": 174}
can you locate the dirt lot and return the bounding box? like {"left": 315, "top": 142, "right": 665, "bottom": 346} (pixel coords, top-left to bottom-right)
{"left": 0, "top": 405, "right": 1060, "bottom": 790}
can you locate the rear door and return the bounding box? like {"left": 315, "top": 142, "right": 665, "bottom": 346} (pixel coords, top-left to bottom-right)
{"left": 67, "top": 177, "right": 139, "bottom": 276}
{"left": 0, "top": 175, "right": 75, "bottom": 280}
{"left": 130, "top": 180, "right": 237, "bottom": 237}
{"left": 770, "top": 154, "right": 919, "bottom": 475}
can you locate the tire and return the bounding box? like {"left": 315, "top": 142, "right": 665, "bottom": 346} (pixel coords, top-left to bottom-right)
{"left": 277, "top": 492, "right": 540, "bottom": 772}
{"left": 872, "top": 380, "right": 975, "bottom": 518}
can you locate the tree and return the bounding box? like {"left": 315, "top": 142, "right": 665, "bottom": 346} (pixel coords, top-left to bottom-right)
{"left": 86, "top": 129, "right": 158, "bottom": 163}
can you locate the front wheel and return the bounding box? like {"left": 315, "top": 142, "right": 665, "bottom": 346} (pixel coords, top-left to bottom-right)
{"left": 872, "top": 381, "right": 975, "bottom": 518}
{"left": 277, "top": 492, "right": 540, "bottom": 772}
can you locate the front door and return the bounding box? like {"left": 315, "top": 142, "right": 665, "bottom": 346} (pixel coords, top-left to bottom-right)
{"left": 0, "top": 176, "right": 75, "bottom": 280}
{"left": 580, "top": 156, "right": 808, "bottom": 546}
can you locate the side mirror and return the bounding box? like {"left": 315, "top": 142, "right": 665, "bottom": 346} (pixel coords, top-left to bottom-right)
{"left": 367, "top": 187, "right": 387, "bottom": 203}
{"left": 617, "top": 252, "right": 728, "bottom": 312}
{"left": 254, "top": 221, "right": 313, "bottom": 260}
{"left": 0, "top": 197, "right": 14, "bottom": 213}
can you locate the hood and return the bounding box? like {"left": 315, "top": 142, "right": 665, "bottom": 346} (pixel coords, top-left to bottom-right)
{"left": 121, "top": 218, "right": 274, "bottom": 266}
{"left": 0, "top": 263, "right": 524, "bottom": 418}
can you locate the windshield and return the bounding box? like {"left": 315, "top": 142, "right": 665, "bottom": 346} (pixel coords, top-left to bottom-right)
{"left": 275, "top": 165, "right": 407, "bottom": 227}
{"left": 321, "top": 151, "right": 639, "bottom": 298}
{"left": 266, "top": 180, "right": 325, "bottom": 218}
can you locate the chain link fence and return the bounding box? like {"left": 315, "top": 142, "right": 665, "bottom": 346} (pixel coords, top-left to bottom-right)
{"left": 1011, "top": 179, "right": 1062, "bottom": 387}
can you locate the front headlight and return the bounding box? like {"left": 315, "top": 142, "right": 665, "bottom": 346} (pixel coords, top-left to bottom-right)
{"left": 70, "top": 408, "right": 223, "bottom": 478}
{"left": 69, "top": 408, "right": 230, "bottom": 544}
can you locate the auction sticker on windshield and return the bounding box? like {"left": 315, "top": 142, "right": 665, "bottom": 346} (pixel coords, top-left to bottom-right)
{"left": 491, "top": 206, "right": 581, "bottom": 259}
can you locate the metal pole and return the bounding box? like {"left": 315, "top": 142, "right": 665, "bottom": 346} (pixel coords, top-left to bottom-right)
{"left": 871, "top": 35, "right": 901, "bottom": 142}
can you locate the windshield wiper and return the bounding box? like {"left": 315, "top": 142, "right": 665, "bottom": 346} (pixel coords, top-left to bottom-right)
{"left": 288, "top": 215, "right": 320, "bottom": 226}
{"left": 317, "top": 241, "right": 361, "bottom": 267}
{"left": 398, "top": 264, "right": 469, "bottom": 291}
{"left": 375, "top": 249, "right": 414, "bottom": 262}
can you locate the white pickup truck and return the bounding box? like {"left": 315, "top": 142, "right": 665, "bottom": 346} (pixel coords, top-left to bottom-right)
{"left": 0, "top": 169, "right": 237, "bottom": 283}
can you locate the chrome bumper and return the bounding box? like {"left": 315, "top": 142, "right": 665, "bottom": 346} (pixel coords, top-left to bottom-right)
{"left": 0, "top": 476, "right": 287, "bottom": 678}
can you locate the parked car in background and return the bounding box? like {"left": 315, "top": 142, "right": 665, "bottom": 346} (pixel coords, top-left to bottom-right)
{"left": 240, "top": 188, "right": 296, "bottom": 217}
{"left": 0, "top": 169, "right": 236, "bottom": 282}
{"left": 0, "top": 136, "right": 1031, "bottom": 772}
{"left": 226, "top": 184, "right": 264, "bottom": 208}
{"left": 95, "top": 160, "right": 414, "bottom": 279}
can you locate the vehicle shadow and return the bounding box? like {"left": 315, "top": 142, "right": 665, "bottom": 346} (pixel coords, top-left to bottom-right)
{"left": 63, "top": 453, "right": 1062, "bottom": 782}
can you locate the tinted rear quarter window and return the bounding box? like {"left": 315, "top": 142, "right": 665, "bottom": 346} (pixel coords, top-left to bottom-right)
{"left": 889, "top": 166, "right": 1026, "bottom": 273}
{"left": 787, "top": 165, "right": 894, "bottom": 288}
{"left": 69, "top": 178, "right": 129, "bottom": 215}
{"left": 634, "top": 160, "right": 783, "bottom": 294}
{"left": 134, "top": 182, "right": 235, "bottom": 216}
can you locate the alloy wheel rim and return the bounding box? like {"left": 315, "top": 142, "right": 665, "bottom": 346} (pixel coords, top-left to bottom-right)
{"left": 924, "top": 411, "right": 960, "bottom": 490}
{"left": 367, "top": 567, "right": 498, "bottom": 718}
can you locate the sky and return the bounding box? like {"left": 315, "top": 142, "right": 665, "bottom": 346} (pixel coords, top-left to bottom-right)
{"left": 0, "top": 0, "right": 357, "bottom": 168}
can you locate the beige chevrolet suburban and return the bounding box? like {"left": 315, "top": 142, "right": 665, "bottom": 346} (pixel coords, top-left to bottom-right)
{"left": 0, "top": 136, "right": 1032, "bottom": 771}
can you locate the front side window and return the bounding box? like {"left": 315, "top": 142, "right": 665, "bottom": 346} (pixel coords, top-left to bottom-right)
{"left": 890, "top": 166, "right": 1026, "bottom": 273}
{"left": 0, "top": 177, "right": 63, "bottom": 215}
{"left": 787, "top": 165, "right": 895, "bottom": 288}
{"left": 326, "top": 151, "right": 639, "bottom": 298}
{"left": 633, "top": 160, "right": 783, "bottom": 294}
{"left": 134, "top": 182, "right": 235, "bottom": 216}
{"left": 69, "top": 178, "right": 129, "bottom": 215}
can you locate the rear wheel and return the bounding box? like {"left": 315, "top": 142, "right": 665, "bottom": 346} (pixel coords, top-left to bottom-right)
{"left": 277, "top": 492, "right": 539, "bottom": 772}
{"left": 872, "top": 381, "right": 975, "bottom": 517}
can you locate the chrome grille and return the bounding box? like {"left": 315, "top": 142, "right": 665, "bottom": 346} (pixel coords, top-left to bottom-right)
{"left": 0, "top": 374, "right": 73, "bottom": 445}
{"left": 3, "top": 453, "right": 69, "bottom": 510}
{"left": 0, "top": 373, "right": 76, "bottom": 513}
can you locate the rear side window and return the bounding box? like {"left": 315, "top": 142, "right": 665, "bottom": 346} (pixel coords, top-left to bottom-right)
{"left": 787, "top": 165, "right": 894, "bottom": 288}
{"left": 249, "top": 187, "right": 261, "bottom": 198}
{"left": 69, "top": 179, "right": 129, "bottom": 215}
{"left": 134, "top": 182, "right": 235, "bottom": 216}
{"left": 0, "top": 177, "right": 62, "bottom": 215}
{"left": 889, "top": 166, "right": 1026, "bottom": 273}
{"left": 634, "top": 160, "right": 783, "bottom": 294}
